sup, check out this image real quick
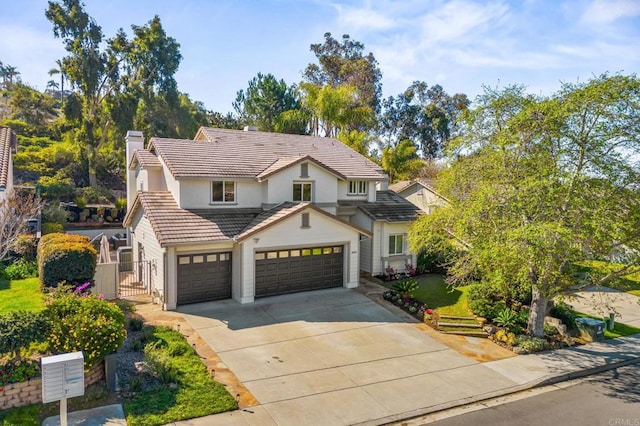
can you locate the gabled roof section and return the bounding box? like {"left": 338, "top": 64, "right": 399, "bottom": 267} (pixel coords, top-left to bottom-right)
{"left": 389, "top": 178, "right": 448, "bottom": 202}
{"left": 256, "top": 154, "right": 347, "bottom": 181}
{"left": 0, "top": 127, "right": 16, "bottom": 189}
{"left": 235, "top": 202, "right": 371, "bottom": 242}
{"left": 151, "top": 127, "right": 384, "bottom": 180}
{"left": 340, "top": 190, "right": 423, "bottom": 222}
{"left": 124, "top": 191, "right": 262, "bottom": 246}
{"left": 129, "top": 149, "right": 162, "bottom": 170}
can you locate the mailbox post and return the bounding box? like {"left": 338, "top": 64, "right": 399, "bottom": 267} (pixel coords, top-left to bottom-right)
{"left": 41, "top": 352, "right": 85, "bottom": 426}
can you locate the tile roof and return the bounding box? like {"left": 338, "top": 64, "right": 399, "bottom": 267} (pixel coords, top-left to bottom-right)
{"left": 132, "top": 150, "right": 162, "bottom": 169}
{"left": 148, "top": 127, "right": 384, "bottom": 180}
{"left": 0, "top": 127, "right": 15, "bottom": 189}
{"left": 124, "top": 191, "right": 262, "bottom": 246}
{"left": 235, "top": 202, "right": 371, "bottom": 242}
{"left": 340, "top": 190, "right": 423, "bottom": 222}
{"left": 125, "top": 193, "right": 371, "bottom": 247}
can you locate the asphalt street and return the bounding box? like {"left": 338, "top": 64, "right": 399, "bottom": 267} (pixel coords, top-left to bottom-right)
{"left": 415, "top": 364, "right": 640, "bottom": 426}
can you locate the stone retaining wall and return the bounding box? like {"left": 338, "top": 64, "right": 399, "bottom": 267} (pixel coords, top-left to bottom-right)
{"left": 0, "top": 360, "right": 105, "bottom": 410}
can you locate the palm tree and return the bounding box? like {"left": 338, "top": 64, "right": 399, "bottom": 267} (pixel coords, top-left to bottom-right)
{"left": 2, "top": 65, "right": 20, "bottom": 88}
{"left": 48, "top": 61, "right": 65, "bottom": 100}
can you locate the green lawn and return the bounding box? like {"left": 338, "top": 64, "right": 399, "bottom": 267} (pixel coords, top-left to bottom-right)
{"left": 0, "top": 277, "right": 44, "bottom": 314}
{"left": 576, "top": 260, "right": 640, "bottom": 297}
{"left": 574, "top": 311, "right": 640, "bottom": 339}
{"left": 384, "top": 274, "right": 473, "bottom": 316}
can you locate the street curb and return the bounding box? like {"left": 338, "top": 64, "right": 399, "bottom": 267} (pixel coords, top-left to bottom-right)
{"left": 354, "top": 354, "right": 640, "bottom": 426}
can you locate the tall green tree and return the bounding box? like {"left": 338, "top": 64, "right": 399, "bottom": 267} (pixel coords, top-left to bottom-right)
{"left": 233, "top": 72, "right": 303, "bottom": 133}
{"left": 381, "top": 139, "right": 421, "bottom": 182}
{"left": 296, "top": 82, "right": 374, "bottom": 138}
{"left": 304, "top": 32, "right": 382, "bottom": 117}
{"left": 409, "top": 74, "right": 640, "bottom": 337}
{"left": 381, "top": 81, "right": 469, "bottom": 158}
{"left": 46, "top": 0, "right": 182, "bottom": 187}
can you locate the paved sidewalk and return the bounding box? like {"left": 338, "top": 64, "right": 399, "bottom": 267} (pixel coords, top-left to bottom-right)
{"left": 569, "top": 286, "right": 640, "bottom": 328}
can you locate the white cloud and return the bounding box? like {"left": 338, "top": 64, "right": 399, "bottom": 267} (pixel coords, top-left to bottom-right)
{"left": 419, "top": 1, "right": 510, "bottom": 45}
{"left": 333, "top": 3, "right": 397, "bottom": 31}
{"left": 580, "top": 0, "right": 640, "bottom": 25}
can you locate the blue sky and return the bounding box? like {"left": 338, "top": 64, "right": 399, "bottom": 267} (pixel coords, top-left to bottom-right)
{"left": 1, "top": 0, "right": 639, "bottom": 114}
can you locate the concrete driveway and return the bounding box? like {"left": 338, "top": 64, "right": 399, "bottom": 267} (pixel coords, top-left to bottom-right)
{"left": 178, "top": 289, "right": 518, "bottom": 425}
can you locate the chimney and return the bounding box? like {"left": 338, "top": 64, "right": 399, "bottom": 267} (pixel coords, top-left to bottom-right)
{"left": 125, "top": 131, "right": 144, "bottom": 213}
{"left": 377, "top": 174, "right": 389, "bottom": 191}
{"left": 243, "top": 126, "right": 258, "bottom": 132}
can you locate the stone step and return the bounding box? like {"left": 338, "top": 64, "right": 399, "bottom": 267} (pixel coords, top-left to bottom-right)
{"left": 437, "top": 322, "right": 482, "bottom": 328}
{"left": 441, "top": 330, "right": 489, "bottom": 338}
{"left": 438, "top": 315, "right": 476, "bottom": 320}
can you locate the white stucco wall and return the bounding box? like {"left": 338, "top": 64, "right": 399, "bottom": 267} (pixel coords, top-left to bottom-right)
{"left": 237, "top": 208, "right": 362, "bottom": 303}
{"left": 177, "top": 179, "right": 262, "bottom": 208}
{"left": 265, "top": 162, "right": 338, "bottom": 205}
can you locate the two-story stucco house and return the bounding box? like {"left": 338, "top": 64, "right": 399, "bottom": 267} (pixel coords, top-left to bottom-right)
{"left": 0, "top": 127, "right": 16, "bottom": 203}
{"left": 123, "top": 127, "right": 421, "bottom": 310}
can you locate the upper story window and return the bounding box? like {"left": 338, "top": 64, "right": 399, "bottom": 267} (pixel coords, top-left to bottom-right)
{"left": 300, "top": 163, "right": 309, "bottom": 178}
{"left": 211, "top": 181, "right": 235, "bottom": 203}
{"left": 389, "top": 234, "right": 404, "bottom": 255}
{"left": 293, "top": 182, "right": 312, "bottom": 202}
{"left": 348, "top": 180, "right": 368, "bottom": 195}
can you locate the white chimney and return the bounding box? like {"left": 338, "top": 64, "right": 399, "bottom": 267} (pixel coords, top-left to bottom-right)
{"left": 125, "top": 131, "right": 144, "bottom": 213}
{"left": 243, "top": 125, "right": 258, "bottom": 132}
{"left": 377, "top": 174, "right": 389, "bottom": 191}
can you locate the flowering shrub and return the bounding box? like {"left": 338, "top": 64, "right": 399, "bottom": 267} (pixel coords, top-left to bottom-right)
{"left": 0, "top": 359, "right": 40, "bottom": 387}
{"left": 45, "top": 287, "right": 126, "bottom": 368}
{"left": 382, "top": 290, "right": 428, "bottom": 320}
{"left": 37, "top": 233, "right": 97, "bottom": 289}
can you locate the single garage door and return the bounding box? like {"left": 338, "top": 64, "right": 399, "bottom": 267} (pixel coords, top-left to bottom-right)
{"left": 255, "top": 245, "right": 344, "bottom": 298}
{"left": 177, "top": 252, "right": 231, "bottom": 305}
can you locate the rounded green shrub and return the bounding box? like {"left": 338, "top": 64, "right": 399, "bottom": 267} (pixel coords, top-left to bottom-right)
{"left": 38, "top": 233, "right": 97, "bottom": 288}
{"left": 5, "top": 259, "right": 38, "bottom": 280}
{"left": 45, "top": 289, "right": 126, "bottom": 368}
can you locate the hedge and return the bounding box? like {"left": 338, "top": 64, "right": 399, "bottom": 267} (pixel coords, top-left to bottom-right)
{"left": 37, "top": 233, "right": 97, "bottom": 288}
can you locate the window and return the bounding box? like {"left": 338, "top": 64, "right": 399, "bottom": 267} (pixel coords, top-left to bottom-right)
{"left": 211, "top": 181, "right": 235, "bottom": 203}
{"left": 293, "top": 182, "right": 312, "bottom": 202}
{"left": 300, "top": 163, "right": 309, "bottom": 178}
{"left": 348, "top": 180, "right": 368, "bottom": 195}
{"left": 301, "top": 213, "right": 310, "bottom": 228}
{"left": 389, "top": 234, "right": 404, "bottom": 255}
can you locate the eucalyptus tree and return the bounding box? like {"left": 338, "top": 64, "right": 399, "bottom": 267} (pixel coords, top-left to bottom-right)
{"left": 409, "top": 74, "right": 640, "bottom": 337}
{"left": 304, "top": 32, "right": 382, "bottom": 117}
{"left": 46, "top": 0, "right": 181, "bottom": 187}
{"left": 380, "top": 81, "right": 469, "bottom": 158}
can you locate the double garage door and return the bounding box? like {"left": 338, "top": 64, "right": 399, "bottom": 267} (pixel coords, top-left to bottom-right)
{"left": 255, "top": 245, "right": 344, "bottom": 298}
{"left": 177, "top": 252, "right": 231, "bottom": 305}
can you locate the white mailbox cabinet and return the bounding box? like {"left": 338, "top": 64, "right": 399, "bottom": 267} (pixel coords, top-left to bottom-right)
{"left": 41, "top": 351, "right": 85, "bottom": 403}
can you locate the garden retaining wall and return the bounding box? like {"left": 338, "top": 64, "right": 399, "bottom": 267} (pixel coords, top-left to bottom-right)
{"left": 0, "top": 360, "right": 105, "bottom": 410}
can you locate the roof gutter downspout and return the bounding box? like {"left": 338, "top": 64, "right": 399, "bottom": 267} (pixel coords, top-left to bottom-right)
{"left": 163, "top": 248, "right": 168, "bottom": 310}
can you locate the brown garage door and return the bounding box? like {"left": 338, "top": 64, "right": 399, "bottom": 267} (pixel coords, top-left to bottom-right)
{"left": 255, "top": 246, "right": 344, "bottom": 298}
{"left": 177, "top": 252, "right": 231, "bottom": 305}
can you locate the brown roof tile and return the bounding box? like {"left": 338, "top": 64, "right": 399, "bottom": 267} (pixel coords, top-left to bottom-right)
{"left": 132, "top": 150, "right": 162, "bottom": 169}
{"left": 0, "top": 127, "right": 15, "bottom": 189}
{"left": 124, "top": 191, "right": 262, "bottom": 246}
{"left": 148, "top": 127, "right": 384, "bottom": 180}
